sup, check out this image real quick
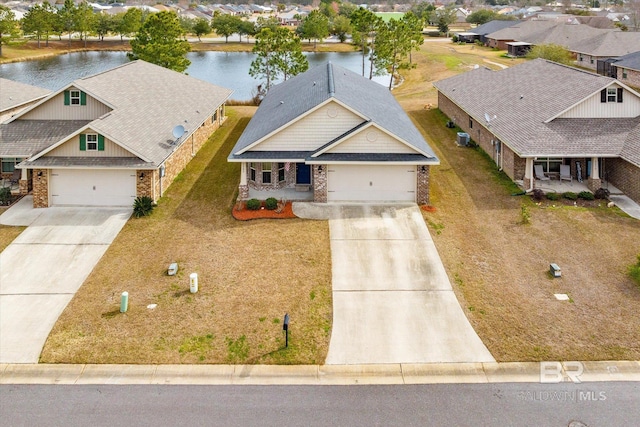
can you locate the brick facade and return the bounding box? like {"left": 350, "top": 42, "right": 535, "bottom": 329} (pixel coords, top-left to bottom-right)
{"left": 245, "top": 162, "right": 296, "bottom": 192}
{"left": 32, "top": 169, "right": 48, "bottom": 208}
{"left": 607, "top": 158, "right": 640, "bottom": 204}
{"left": 417, "top": 165, "right": 430, "bottom": 204}
{"left": 136, "top": 169, "right": 154, "bottom": 200}
{"left": 617, "top": 67, "right": 640, "bottom": 91}
{"left": 313, "top": 165, "right": 327, "bottom": 203}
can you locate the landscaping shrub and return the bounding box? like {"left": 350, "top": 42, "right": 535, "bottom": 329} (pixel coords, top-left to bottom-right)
{"left": 520, "top": 204, "right": 531, "bottom": 225}
{"left": 0, "top": 187, "right": 11, "bottom": 204}
{"left": 265, "top": 197, "right": 278, "bottom": 210}
{"left": 133, "top": 196, "right": 155, "bottom": 218}
{"left": 246, "top": 198, "right": 261, "bottom": 210}
{"left": 546, "top": 192, "right": 560, "bottom": 201}
{"left": 563, "top": 192, "right": 578, "bottom": 200}
{"left": 531, "top": 188, "right": 545, "bottom": 201}
{"left": 451, "top": 35, "right": 459, "bottom": 43}
{"left": 594, "top": 188, "right": 610, "bottom": 200}
{"left": 578, "top": 191, "right": 595, "bottom": 200}
{"left": 629, "top": 255, "right": 640, "bottom": 285}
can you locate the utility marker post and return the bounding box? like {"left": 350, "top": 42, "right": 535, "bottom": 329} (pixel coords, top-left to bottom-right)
{"left": 283, "top": 313, "right": 290, "bottom": 348}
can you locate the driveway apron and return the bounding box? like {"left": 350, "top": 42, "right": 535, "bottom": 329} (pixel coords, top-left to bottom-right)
{"left": 295, "top": 203, "right": 495, "bottom": 365}
{"left": 0, "top": 198, "right": 131, "bottom": 363}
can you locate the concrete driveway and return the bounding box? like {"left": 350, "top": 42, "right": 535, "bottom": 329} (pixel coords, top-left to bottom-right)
{"left": 294, "top": 203, "right": 495, "bottom": 365}
{"left": 0, "top": 196, "right": 131, "bottom": 363}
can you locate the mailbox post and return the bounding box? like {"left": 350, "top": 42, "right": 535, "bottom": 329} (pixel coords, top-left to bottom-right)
{"left": 283, "top": 313, "right": 290, "bottom": 348}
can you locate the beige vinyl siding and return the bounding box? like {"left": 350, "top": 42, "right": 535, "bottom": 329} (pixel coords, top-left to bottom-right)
{"left": 326, "top": 128, "right": 417, "bottom": 154}
{"left": 20, "top": 88, "right": 112, "bottom": 121}
{"left": 48, "top": 132, "right": 136, "bottom": 157}
{"left": 558, "top": 86, "right": 640, "bottom": 119}
{"left": 253, "top": 102, "right": 364, "bottom": 151}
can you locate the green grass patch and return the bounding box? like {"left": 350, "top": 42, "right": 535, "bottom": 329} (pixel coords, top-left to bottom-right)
{"left": 629, "top": 255, "right": 640, "bottom": 285}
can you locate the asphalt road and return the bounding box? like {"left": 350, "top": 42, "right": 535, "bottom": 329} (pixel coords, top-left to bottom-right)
{"left": 1, "top": 383, "right": 638, "bottom": 426}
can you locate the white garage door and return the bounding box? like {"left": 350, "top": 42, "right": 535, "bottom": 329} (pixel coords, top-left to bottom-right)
{"left": 50, "top": 169, "right": 137, "bottom": 207}
{"left": 327, "top": 165, "right": 416, "bottom": 202}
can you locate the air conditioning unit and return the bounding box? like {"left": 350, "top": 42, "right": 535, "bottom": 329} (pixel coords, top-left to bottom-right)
{"left": 457, "top": 132, "right": 469, "bottom": 146}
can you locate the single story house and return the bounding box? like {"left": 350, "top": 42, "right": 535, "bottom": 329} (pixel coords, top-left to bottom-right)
{"left": 597, "top": 50, "right": 640, "bottom": 90}
{"left": 228, "top": 62, "right": 439, "bottom": 204}
{"left": 467, "top": 19, "right": 520, "bottom": 45}
{"left": 433, "top": 59, "right": 640, "bottom": 204}
{"left": 0, "top": 60, "right": 232, "bottom": 208}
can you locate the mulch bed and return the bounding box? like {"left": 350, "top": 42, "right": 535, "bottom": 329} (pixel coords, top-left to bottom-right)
{"left": 232, "top": 201, "right": 297, "bottom": 220}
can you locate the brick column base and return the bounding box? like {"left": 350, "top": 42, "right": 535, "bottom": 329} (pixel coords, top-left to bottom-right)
{"left": 587, "top": 178, "right": 601, "bottom": 193}
{"left": 417, "top": 166, "right": 430, "bottom": 205}
{"left": 238, "top": 184, "right": 249, "bottom": 200}
{"left": 313, "top": 165, "right": 327, "bottom": 203}
{"left": 523, "top": 177, "right": 532, "bottom": 191}
{"left": 18, "top": 179, "right": 29, "bottom": 195}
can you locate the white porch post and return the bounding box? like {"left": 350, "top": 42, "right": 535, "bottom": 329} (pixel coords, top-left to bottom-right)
{"left": 591, "top": 157, "right": 599, "bottom": 180}
{"left": 21, "top": 168, "right": 28, "bottom": 180}
{"left": 524, "top": 158, "right": 534, "bottom": 191}
{"left": 240, "top": 162, "right": 247, "bottom": 186}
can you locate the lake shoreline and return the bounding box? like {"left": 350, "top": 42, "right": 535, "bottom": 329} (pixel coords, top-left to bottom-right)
{"left": 0, "top": 39, "right": 356, "bottom": 64}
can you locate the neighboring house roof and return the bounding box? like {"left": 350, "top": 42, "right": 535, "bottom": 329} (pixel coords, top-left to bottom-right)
{"left": 571, "top": 31, "right": 640, "bottom": 57}
{"left": 433, "top": 59, "right": 640, "bottom": 167}
{"left": 470, "top": 19, "right": 520, "bottom": 36}
{"left": 229, "top": 62, "right": 438, "bottom": 164}
{"left": 486, "top": 19, "right": 557, "bottom": 41}
{"left": 9, "top": 61, "right": 232, "bottom": 168}
{"left": 0, "top": 78, "right": 51, "bottom": 116}
{"left": 613, "top": 50, "right": 640, "bottom": 72}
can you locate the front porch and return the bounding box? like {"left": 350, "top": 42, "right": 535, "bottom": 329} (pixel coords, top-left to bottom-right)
{"left": 247, "top": 186, "right": 314, "bottom": 202}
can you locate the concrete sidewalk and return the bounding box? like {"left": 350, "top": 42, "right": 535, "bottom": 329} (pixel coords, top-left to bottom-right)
{"left": 0, "top": 199, "right": 131, "bottom": 363}
{"left": 295, "top": 203, "right": 494, "bottom": 365}
{"left": 1, "top": 361, "right": 638, "bottom": 385}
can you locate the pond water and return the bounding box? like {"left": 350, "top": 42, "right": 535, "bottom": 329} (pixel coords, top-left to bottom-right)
{"left": 0, "top": 50, "right": 390, "bottom": 100}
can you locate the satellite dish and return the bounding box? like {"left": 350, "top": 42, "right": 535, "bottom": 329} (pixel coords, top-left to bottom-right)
{"left": 172, "top": 125, "right": 185, "bottom": 139}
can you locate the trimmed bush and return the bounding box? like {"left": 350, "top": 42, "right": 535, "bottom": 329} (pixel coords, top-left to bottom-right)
{"left": 246, "top": 198, "right": 261, "bottom": 210}
{"left": 133, "top": 196, "right": 155, "bottom": 218}
{"left": 578, "top": 191, "right": 595, "bottom": 200}
{"left": 0, "top": 187, "right": 11, "bottom": 204}
{"left": 546, "top": 192, "right": 560, "bottom": 201}
{"left": 531, "top": 188, "right": 545, "bottom": 201}
{"left": 563, "top": 192, "right": 578, "bottom": 200}
{"left": 594, "top": 188, "right": 610, "bottom": 200}
{"left": 265, "top": 197, "right": 278, "bottom": 210}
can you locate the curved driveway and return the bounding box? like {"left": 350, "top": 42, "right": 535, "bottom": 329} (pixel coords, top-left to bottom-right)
{"left": 0, "top": 196, "right": 131, "bottom": 363}
{"left": 294, "top": 203, "right": 494, "bottom": 365}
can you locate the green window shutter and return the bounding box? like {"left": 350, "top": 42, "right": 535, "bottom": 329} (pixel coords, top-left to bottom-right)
{"left": 79, "top": 134, "right": 86, "bottom": 151}
{"left": 80, "top": 91, "right": 87, "bottom": 106}
{"left": 617, "top": 88, "right": 623, "bottom": 103}
{"left": 97, "top": 134, "right": 105, "bottom": 151}
{"left": 64, "top": 90, "right": 70, "bottom": 106}
{"left": 600, "top": 89, "right": 606, "bottom": 103}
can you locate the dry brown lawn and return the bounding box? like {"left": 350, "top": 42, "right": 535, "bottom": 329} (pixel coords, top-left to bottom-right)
{"left": 396, "top": 43, "right": 640, "bottom": 361}
{"left": 40, "top": 107, "right": 332, "bottom": 364}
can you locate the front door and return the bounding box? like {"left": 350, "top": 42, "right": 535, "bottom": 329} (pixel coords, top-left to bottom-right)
{"left": 296, "top": 163, "right": 311, "bottom": 185}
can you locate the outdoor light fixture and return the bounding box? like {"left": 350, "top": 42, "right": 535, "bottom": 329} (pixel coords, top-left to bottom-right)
{"left": 318, "top": 165, "right": 323, "bottom": 172}
{"left": 421, "top": 166, "right": 426, "bottom": 172}
{"left": 139, "top": 172, "right": 145, "bottom": 180}
{"left": 37, "top": 171, "right": 43, "bottom": 177}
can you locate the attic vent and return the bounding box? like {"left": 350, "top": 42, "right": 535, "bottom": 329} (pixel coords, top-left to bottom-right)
{"left": 327, "top": 62, "right": 335, "bottom": 97}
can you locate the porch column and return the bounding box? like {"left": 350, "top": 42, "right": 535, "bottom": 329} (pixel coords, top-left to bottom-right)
{"left": 18, "top": 168, "right": 29, "bottom": 195}
{"left": 524, "top": 158, "right": 534, "bottom": 191}
{"left": 238, "top": 162, "right": 249, "bottom": 200}
{"left": 588, "top": 156, "right": 601, "bottom": 193}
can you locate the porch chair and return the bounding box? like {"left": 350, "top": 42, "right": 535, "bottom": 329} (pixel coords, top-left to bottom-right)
{"left": 560, "top": 165, "right": 572, "bottom": 183}
{"left": 8, "top": 169, "right": 21, "bottom": 188}
{"left": 534, "top": 164, "right": 550, "bottom": 181}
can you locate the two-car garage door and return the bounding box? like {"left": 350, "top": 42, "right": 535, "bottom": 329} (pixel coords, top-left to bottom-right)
{"left": 327, "top": 165, "right": 416, "bottom": 202}
{"left": 50, "top": 169, "right": 136, "bottom": 207}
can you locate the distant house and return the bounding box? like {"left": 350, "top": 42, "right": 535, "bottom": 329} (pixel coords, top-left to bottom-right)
{"left": 0, "top": 61, "right": 232, "bottom": 208}
{"left": 228, "top": 63, "right": 439, "bottom": 203}
{"left": 607, "top": 51, "right": 640, "bottom": 90}
{"left": 467, "top": 20, "right": 520, "bottom": 45}
{"left": 434, "top": 59, "right": 640, "bottom": 205}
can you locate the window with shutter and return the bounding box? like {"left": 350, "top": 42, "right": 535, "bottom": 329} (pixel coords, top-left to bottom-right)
{"left": 79, "top": 134, "right": 86, "bottom": 151}
{"left": 617, "top": 88, "right": 623, "bottom": 103}
{"left": 98, "top": 134, "right": 105, "bottom": 151}
{"left": 64, "top": 90, "right": 70, "bottom": 105}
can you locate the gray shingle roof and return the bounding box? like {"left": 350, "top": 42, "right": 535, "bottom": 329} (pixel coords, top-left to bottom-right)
{"left": 470, "top": 19, "right": 521, "bottom": 37}
{"left": 571, "top": 31, "right": 640, "bottom": 56}
{"left": 613, "top": 50, "right": 640, "bottom": 72}
{"left": 229, "top": 62, "right": 438, "bottom": 163}
{"left": 433, "top": 59, "right": 640, "bottom": 167}
{"left": 0, "top": 78, "right": 51, "bottom": 114}
{"left": 67, "top": 60, "right": 233, "bottom": 166}
{"left": 0, "top": 120, "right": 90, "bottom": 157}
{"left": 21, "top": 156, "right": 155, "bottom": 169}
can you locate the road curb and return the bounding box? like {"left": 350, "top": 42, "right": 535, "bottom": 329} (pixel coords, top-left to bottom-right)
{"left": 2, "top": 361, "right": 639, "bottom": 385}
